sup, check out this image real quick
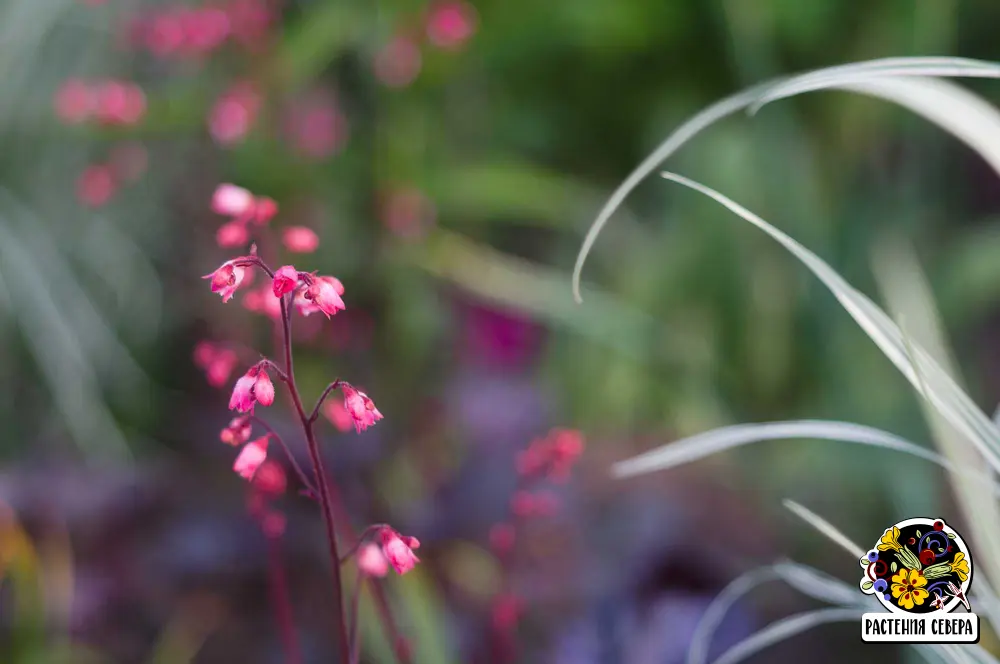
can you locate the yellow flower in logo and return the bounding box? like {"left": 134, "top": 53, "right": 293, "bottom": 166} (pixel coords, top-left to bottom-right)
{"left": 878, "top": 526, "right": 902, "bottom": 552}
{"left": 891, "top": 568, "right": 929, "bottom": 610}
{"left": 950, "top": 553, "right": 970, "bottom": 582}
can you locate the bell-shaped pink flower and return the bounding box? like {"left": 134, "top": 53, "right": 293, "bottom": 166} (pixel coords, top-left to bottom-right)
{"left": 357, "top": 543, "right": 390, "bottom": 578}
{"left": 341, "top": 385, "right": 383, "bottom": 433}
{"left": 228, "top": 372, "right": 257, "bottom": 413}
{"left": 216, "top": 220, "right": 249, "bottom": 248}
{"left": 233, "top": 435, "right": 269, "bottom": 480}
{"left": 379, "top": 528, "right": 420, "bottom": 575}
{"left": 303, "top": 276, "right": 346, "bottom": 318}
{"left": 254, "top": 197, "right": 278, "bottom": 224}
{"left": 253, "top": 369, "right": 275, "bottom": 406}
{"left": 272, "top": 265, "right": 299, "bottom": 298}
{"left": 212, "top": 183, "right": 254, "bottom": 217}
{"left": 203, "top": 261, "right": 247, "bottom": 303}
{"left": 281, "top": 227, "right": 319, "bottom": 253}
{"left": 426, "top": 1, "right": 477, "bottom": 50}
{"left": 252, "top": 460, "right": 286, "bottom": 496}
{"left": 322, "top": 399, "right": 354, "bottom": 432}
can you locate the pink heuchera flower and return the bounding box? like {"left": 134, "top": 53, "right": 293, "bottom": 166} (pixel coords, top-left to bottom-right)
{"left": 209, "top": 82, "right": 260, "bottom": 146}
{"left": 229, "top": 372, "right": 257, "bottom": 412}
{"left": 254, "top": 197, "right": 278, "bottom": 224}
{"left": 341, "top": 385, "right": 383, "bottom": 433}
{"left": 322, "top": 399, "right": 354, "bottom": 432}
{"left": 220, "top": 416, "right": 252, "bottom": 446}
{"left": 253, "top": 369, "right": 275, "bottom": 406}
{"left": 302, "top": 276, "right": 346, "bottom": 318}
{"left": 77, "top": 165, "right": 117, "bottom": 208}
{"left": 203, "top": 261, "right": 247, "bottom": 302}
{"left": 272, "top": 265, "right": 299, "bottom": 297}
{"left": 252, "top": 460, "right": 286, "bottom": 496}
{"left": 379, "top": 528, "right": 420, "bottom": 575}
{"left": 242, "top": 285, "right": 282, "bottom": 320}
{"left": 426, "top": 1, "right": 477, "bottom": 50}
{"left": 54, "top": 79, "right": 94, "bottom": 124}
{"left": 281, "top": 226, "right": 319, "bottom": 253}
{"left": 212, "top": 183, "right": 255, "bottom": 216}
{"left": 205, "top": 348, "right": 239, "bottom": 386}
{"left": 216, "top": 221, "right": 249, "bottom": 248}
{"left": 357, "top": 543, "right": 389, "bottom": 577}
{"left": 374, "top": 36, "right": 422, "bottom": 88}
{"left": 94, "top": 81, "right": 146, "bottom": 125}
{"left": 233, "top": 435, "right": 269, "bottom": 480}
{"left": 283, "top": 92, "right": 347, "bottom": 160}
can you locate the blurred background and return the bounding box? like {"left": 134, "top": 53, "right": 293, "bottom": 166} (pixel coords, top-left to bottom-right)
{"left": 2, "top": 0, "right": 1000, "bottom": 662}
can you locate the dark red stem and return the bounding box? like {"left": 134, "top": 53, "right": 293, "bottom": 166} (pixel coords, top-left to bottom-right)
{"left": 265, "top": 528, "right": 302, "bottom": 664}
{"left": 249, "top": 415, "right": 317, "bottom": 496}
{"left": 279, "top": 296, "right": 351, "bottom": 663}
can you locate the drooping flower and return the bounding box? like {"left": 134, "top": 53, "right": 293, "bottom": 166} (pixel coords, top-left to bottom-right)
{"left": 253, "top": 368, "right": 275, "bottom": 406}
{"left": 203, "top": 261, "right": 247, "bottom": 302}
{"left": 891, "top": 568, "right": 929, "bottom": 610}
{"left": 379, "top": 528, "right": 420, "bottom": 575}
{"left": 357, "top": 543, "right": 389, "bottom": 578}
{"left": 302, "top": 276, "right": 346, "bottom": 318}
{"left": 220, "top": 416, "right": 252, "bottom": 446}
{"left": 229, "top": 371, "right": 257, "bottom": 412}
{"left": 233, "top": 435, "right": 269, "bottom": 480}
{"left": 281, "top": 226, "right": 319, "bottom": 253}
{"left": 272, "top": 265, "right": 299, "bottom": 298}
{"left": 877, "top": 526, "right": 902, "bottom": 552}
{"left": 212, "top": 183, "right": 255, "bottom": 217}
{"left": 341, "top": 385, "right": 383, "bottom": 433}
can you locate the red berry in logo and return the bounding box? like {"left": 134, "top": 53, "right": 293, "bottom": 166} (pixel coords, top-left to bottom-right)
{"left": 933, "top": 520, "right": 944, "bottom": 531}
{"left": 919, "top": 549, "right": 935, "bottom": 565}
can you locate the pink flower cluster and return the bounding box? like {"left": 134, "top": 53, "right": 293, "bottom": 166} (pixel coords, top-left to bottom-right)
{"left": 194, "top": 341, "right": 240, "bottom": 387}
{"left": 76, "top": 143, "right": 150, "bottom": 208}
{"left": 487, "top": 429, "right": 585, "bottom": 645}
{"left": 373, "top": 1, "right": 477, "bottom": 89}
{"left": 127, "top": 0, "right": 274, "bottom": 59}
{"left": 211, "top": 183, "right": 277, "bottom": 248}
{"left": 55, "top": 79, "right": 146, "bottom": 126}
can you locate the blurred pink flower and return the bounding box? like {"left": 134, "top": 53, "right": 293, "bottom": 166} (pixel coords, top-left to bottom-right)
{"left": 216, "top": 221, "right": 249, "bottom": 248}
{"left": 212, "top": 183, "right": 255, "bottom": 217}
{"left": 252, "top": 460, "right": 287, "bottom": 497}
{"left": 426, "top": 1, "right": 477, "bottom": 50}
{"left": 272, "top": 265, "right": 299, "bottom": 297}
{"left": 220, "top": 416, "right": 252, "bottom": 446}
{"left": 374, "top": 35, "right": 422, "bottom": 88}
{"left": 226, "top": 0, "right": 273, "bottom": 49}
{"left": 283, "top": 94, "right": 348, "bottom": 160}
{"left": 146, "top": 13, "right": 185, "bottom": 56}
{"left": 254, "top": 197, "right": 278, "bottom": 224}
{"left": 210, "top": 82, "right": 260, "bottom": 146}
{"left": 322, "top": 399, "right": 354, "bottom": 433}
{"left": 489, "top": 523, "right": 516, "bottom": 555}
{"left": 180, "top": 8, "right": 231, "bottom": 56}
{"left": 203, "top": 261, "right": 247, "bottom": 302}
{"left": 242, "top": 285, "right": 283, "bottom": 320}
{"left": 282, "top": 226, "right": 319, "bottom": 253}
{"left": 95, "top": 81, "right": 146, "bottom": 126}
{"left": 357, "top": 543, "right": 390, "bottom": 577}
{"left": 491, "top": 594, "right": 522, "bottom": 632}
{"left": 233, "top": 435, "right": 269, "bottom": 480}
{"left": 381, "top": 187, "right": 435, "bottom": 238}
{"left": 206, "top": 348, "right": 239, "bottom": 387}
{"left": 260, "top": 510, "right": 286, "bottom": 538}
{"left": 341, "top": 385, "right": 383, "bottom": 433}
{"left": 54, "top": 79, "right": 94, "bottom": 124}
{"left": 77, "top": 165, "right": 116, "bottom": 208}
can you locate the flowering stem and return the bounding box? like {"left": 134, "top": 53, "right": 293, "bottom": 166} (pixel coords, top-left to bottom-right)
{"left": 265, "top": 528, "right": 302, "bottom": 664}
{"left": 279, "top": 296, "right": 351, "bottom": 663}
{"left": 308, "top": 380, "right": 344, "bottom": 424}
{"left": 248, "top": 415, "right": 318, "bottom": 496}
